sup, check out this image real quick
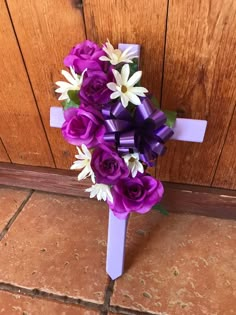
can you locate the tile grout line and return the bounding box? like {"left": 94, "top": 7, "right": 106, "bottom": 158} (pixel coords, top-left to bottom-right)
{"left": 0, "top": 282, "right": 102, "bottom": 311}
{"left": 0, "top": 190, "right": 34, "bottom": 241}
{"left": 108, "top": 305, "right": 164, "bottom": 315}
{"left": 102, "top": 280, "right": 162, "bottom": 315}
{"left": 0, "top": 283, "right": 163, "bottom": 315}
{"left": 100, "top": 279, "right": 115, "bottom": 315}
{"left": 0, "top": 192, "right": 164, "bottom": 315}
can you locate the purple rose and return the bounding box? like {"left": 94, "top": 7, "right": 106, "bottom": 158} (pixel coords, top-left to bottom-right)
{"left": 64, "top": 40, "right": 105, "bottom": 74}
{"left": 62, "top": 105, "right": 105, "bottom": 148}
{"left": 91, "top": 144, "right": 129, "bottom": 185}
{"left": 108, "top": 173, "right": 164, "bottom": 219}
{"left": 80, "top": 69, "right": 113, "bottom": 106}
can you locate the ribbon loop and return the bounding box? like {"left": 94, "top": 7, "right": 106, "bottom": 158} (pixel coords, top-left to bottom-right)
{"left": 104, "top": 133, "right": 116, "bottom": 142}
{"left": 119, "top": 130, "right": 136, "bottom": 148}
{"left": 102, "top": 97, "right": 174, "bottom": 164}
{"left": 111, "top": 101, "right": 132, "bottom": 120}
{"left": 150, "top": 110, "right": 166, "bottom": 129}
{"left": 117, "top": 147, "right": 130, "bottom": 154}
{"left": 155, "top": 125, "right": 174, "bottom": 143}
{"left": 150, "top": 141, "right": 166, "bottom": 156}
{"left": 105, "top": 119, "right": 130, "bottom": 133}
{"left": 135, "top": 98, "right": 154, "bottom": 122}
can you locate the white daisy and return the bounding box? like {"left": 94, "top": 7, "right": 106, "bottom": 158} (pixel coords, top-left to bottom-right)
{"left": 70, "top": 144, "right": 95, "bottom": 183}
{"left": 85, "top": 183, "right": 113, "bottom": 202}
{"left": 107, "top": 64, "right": 148, "bottom": 107}
{"left": 99, "top": 40, "right": 138, "bottom": 65}
{"left": 55, "top": 67, "right": 86, "bottom": 101}
{"left": 123, "top": 153, "right": 144, "bottom": 178}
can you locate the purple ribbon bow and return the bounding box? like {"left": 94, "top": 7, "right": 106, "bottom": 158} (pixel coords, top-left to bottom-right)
{"left": 102, "top": 98, "right": 174, "bottom": 165}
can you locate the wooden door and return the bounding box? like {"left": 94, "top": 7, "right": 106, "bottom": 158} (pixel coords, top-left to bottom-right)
{"left": 213, "top": 107, "right": 236, "bottom": 189}
{"left": 0, "top": 0, "right": 54, "bottom": 167}
{"left": 1, "top": 0, "right": 236, "bottom": 190}
{"left": 157, "top": 0, "right": 236, "bottom": 187}
{"left": 4, "top": 0, "right": 86, "bottom": 169}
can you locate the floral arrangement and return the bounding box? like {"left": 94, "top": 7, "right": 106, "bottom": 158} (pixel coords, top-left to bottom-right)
{"left": 55, "top": 40, "right": 175, "bottom": 219}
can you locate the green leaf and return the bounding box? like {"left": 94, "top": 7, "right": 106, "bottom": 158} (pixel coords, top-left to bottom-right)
{"left": 127, "top": 103, "right": 136, "bottom": 116}
{"left": 129, "top": 60, "right": 139, "bottom": 78}
{"left": 150, "top": 96, "right": 176, "bottom": 128}
{"left": 151, "top": 96, "right": 160, "bottom": 109}
{"left": 62, "top": 99, "right": 79, "bottom": 110}
{"left": 68, "top": 90, "right": 80, "bottom": 105}
{"left": 163, "top": 110, "right": 177, "bottom": 128}
{"left": 62, "top": 90, "right": 81, "bottom": 110}
{"left": 152, "top": 204, "right": 169, "bottom": 216}
{"left": 132, "top": 58, "right": 139, "bottom": 65}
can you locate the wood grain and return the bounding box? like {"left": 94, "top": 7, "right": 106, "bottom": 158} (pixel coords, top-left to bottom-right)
{"left": 162, "top": 183, "right": 236, "bottom": 220}
{"left": 0, "top": 0, "right": 54, "bottom": 166}
{"left": 6, "top": 0, "right": 86, "bottom": 169}
{"left": 0, "top": 139, "right": 10, "bottom": 163}
{"left": 0, "top": 162, "right": 235, "bottom": 220}
{"left": 84, "top": 0, "right": 168, "bottom": 101}
{"left": 157, "top": 0, "right": 236, "bottom": 185}
{"left": 213, "top": 105, "right": 236, "bottom": 189}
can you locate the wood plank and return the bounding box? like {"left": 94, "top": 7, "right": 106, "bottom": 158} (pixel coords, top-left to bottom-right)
{"left": 0, "top": 162, "right": 235, "bottom": 220}
{"left": 0, "top": 139, "right": 10, "bottom": 163}
{"left": 7, "top": 0, "right": 86, "bottom": 169}
{"left": 0, "top": 0, "right": 54, "bottom": 167}
{"left": 213, "top": 106, "right": 236, "bottom": 189}
{"left": 162, "top": 183, "right": 236, "bottom": 220}
{"left": 157, "top": 0, "right": 236, "bottom": 185}
{"left": 0, "top": 162, "right": 88, "bottom": 198}
{"left": 84, "top": 0, "right": 168, "bottom": 101}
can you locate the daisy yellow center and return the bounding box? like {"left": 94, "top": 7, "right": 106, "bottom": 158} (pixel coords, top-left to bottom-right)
{"left": 121, "top": 85, "right": 128, "bottom": 93}
{"left": 129, "top": 157, "right": 136, "bottom": 163}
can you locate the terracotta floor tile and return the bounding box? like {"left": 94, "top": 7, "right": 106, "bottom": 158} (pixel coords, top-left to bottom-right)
{"left": 0, "top": 191, "right": 109, "bottom": 303}
{"left": 0, "top": 291, "right": 99, "bottom": 314}
{"left": 0, "top": 186, "right": 31, "bottom": 232}
{"left": 111, "top": 212, "right": 236, "bottom": 315}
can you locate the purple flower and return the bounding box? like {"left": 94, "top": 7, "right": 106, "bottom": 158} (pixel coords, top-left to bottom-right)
{"left": 62, "top": 105, "right": 105, "bottom": 148}
{"left": 80, "top": 69, "right": 113, "bottom": 106}
{"left": 91, "top": 144, "right": 129, "bottom": 185}
{"left": 108, "top": 173, "right": 164, "bottom": 219}
{"left": 64, "top": 40, "right": 105, "bottom": 74}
